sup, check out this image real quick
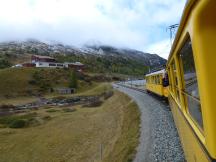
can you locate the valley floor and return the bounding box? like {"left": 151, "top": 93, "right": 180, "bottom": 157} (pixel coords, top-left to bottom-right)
{"left": 0, "top": 83, "right": 140, "bottom": 162}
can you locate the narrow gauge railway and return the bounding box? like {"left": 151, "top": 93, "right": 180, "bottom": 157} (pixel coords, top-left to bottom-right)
{"left": 114, "top": 84, "right": 185, "bottom": 162}
{"left": 146, "top": 0, "right": 216, "bottom": 161}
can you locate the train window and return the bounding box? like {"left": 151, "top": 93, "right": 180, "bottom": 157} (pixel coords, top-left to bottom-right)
{"left": 172, "top": 61, "right": 180, "bottom": 101}
{"left": 168, "top": 68, "right": 174, "bottom": 91}
{"left": 159, "top": 75, "right": 161, "bottom": 84}
{"left": 180, "top": 38, "right": 203, "bottom": 129}
{"left": 173, "top": 63, "right": 178, "bottom": 86}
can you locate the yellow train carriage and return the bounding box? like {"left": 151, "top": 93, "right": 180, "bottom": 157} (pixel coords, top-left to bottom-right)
{"left": 166, "top": 0, "right": 216, "bottom": 161}
{"left": 145, "top": 69, "right": 169, "bottom": 97}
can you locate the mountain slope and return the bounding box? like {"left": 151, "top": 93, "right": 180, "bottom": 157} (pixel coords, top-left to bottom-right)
{"left": 0, "top": 40, "right": 166, "bottom": 75}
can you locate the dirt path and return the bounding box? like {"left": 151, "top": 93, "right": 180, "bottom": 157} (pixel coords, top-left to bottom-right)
{"left": 113, "top": 84, "right": 185, "bottom": 162}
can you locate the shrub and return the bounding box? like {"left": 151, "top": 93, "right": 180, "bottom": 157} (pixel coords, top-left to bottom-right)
{"left": 0, "top": 112, "right": 38, "bottom": 128}
{"left": 26, "top": 89, "right": 34, "bottom": 95}
{"left": 62, "top": 108, "right": 76, "bottom": 112}
{"left": 42, "top": 115, "right": 51, "bottom": 121}
{"left": 43, "top": 106, "right": 52, "bottom": 109}
{"left": 0, "top": 59, "right": 11, "bottom": 69}
{"left": 83, "top": 99, "right": 103, "bottom": 108}
{"left": 9, "top": 119, "right": 26, "bottom": 128}
{"left": 52, "top": 96, "right": 67, "bottom": 100}
{"left": 46, "top": 109, "right": 59, "bottom": 113}
{"left": 28, "top": 80, "right": 37, "bottom": 85}
{"left": 103, "top": 91, "right": 114, "bottom": 100}
{"left": 0, "top": 104, "right": 15, "bottom": 110}
{"left": 112, "top": 76, "right": 121, "bottom": 81}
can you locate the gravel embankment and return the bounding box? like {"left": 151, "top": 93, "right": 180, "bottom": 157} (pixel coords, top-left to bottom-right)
{"left": 113, "top": 84, "right": 185, "bottom": 162}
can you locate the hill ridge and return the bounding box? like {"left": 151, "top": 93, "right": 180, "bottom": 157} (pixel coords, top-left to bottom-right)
{"left": 0, "top": 40, "right": 166, "bottom": 75}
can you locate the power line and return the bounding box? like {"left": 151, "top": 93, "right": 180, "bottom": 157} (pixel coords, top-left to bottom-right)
{"left": 167, "top": 24, "right": 179, "bottom": 45}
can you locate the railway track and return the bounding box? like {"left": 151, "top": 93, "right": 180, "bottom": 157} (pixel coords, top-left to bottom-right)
{"left": 116, "top": 83, "right": 147, "bottom": 93}
{"left": 113, "top": 84, "right": 185, "bottom": 162}
{"left": 116, "top": 83, "right": 169, "bottom": 106}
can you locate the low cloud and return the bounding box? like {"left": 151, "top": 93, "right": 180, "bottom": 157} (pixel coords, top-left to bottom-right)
{"left": 0, "top": 0, "right": 186, "bottom": 57}
{"left": 147, "top": 39, "right": 171, "bottom": 59}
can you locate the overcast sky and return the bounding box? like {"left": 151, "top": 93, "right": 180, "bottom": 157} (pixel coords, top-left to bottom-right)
{"left": 0, "top": 0, "right": 186, "bottom": 59}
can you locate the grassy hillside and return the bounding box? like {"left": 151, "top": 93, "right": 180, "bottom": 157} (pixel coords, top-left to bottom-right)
{"left": 55, "top": 54, "right": 149, "bottom": 76}
{"left": 0, "top": 68, "right": 94, "bottom": 98}
{"left": 0, "top": 86, "right": 140, "bottom": 162}
{"left": 0, "top": 53, "right": 149, "bottom": 76}
{"left": 0, "top": 68, "right": 37, "bottom": 98}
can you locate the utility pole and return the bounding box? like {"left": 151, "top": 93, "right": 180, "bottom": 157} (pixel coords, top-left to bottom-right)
{"left": 167, "top": 24, "right": 179, "bottom": 45}
{"left": 100, "top": 143, "right": 103, "bottom": 161}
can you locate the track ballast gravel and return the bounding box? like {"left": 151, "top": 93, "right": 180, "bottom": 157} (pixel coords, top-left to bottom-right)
{"left": 113, "top": 84, "right": 185, "bottom": 162}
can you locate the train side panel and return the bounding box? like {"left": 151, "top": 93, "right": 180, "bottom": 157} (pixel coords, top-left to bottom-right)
{"left": 146, "top": 83, "right": 164, "bottom": 96}
{"left": 163, "top": 87, "right": 169, "bottom": 98}
{"left": 166, "top": 0, "right": 216, "bottom": 161}
{"left": 169, "top": 95, "right": 209, "bottom": 162}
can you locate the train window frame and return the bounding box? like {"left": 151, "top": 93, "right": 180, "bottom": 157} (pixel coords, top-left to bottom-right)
{"left": 178, "top": 36, "right": 204, "bottom": 131}
{"left": 170, "top": 60, "right": 181, "bottom": 103}
{"left": 174, "top": 58, "right": 181, "bottom": 103}
{"left": 168, "top": 68, "right": 174, "bottom": 92}
{"left": 156, "top": 75, "right": 159, "bottom": 85}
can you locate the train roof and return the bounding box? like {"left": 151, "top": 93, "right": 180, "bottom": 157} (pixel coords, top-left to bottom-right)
{"left": 145, "top": 69, "right": 165, "bottom": 77}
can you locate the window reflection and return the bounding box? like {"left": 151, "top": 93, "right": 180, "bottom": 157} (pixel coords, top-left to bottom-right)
{"left": 180, "top": 38, "right": 203, "bottom": 129}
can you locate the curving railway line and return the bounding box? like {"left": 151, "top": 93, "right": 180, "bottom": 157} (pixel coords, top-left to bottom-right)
{"left": 113, "top": 83, "right": 185, "bottom": 162}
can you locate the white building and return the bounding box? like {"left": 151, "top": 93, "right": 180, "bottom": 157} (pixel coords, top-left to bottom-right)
{"left": 35, "top": 62, "right": 65, "bottom": 68}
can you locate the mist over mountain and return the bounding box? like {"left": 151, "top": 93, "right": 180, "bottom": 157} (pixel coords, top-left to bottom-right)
{"left": 0, "top": 40, "right": 166, "bottom": 75}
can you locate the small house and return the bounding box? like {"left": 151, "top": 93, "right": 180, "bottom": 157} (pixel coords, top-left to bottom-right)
{"left": 54, "top": 88, "right": 76, "bottom": 94}
{"left": 31, "top": 55, "right": 56, "bottom": 63}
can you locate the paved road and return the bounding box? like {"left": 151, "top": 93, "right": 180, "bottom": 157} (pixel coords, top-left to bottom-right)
{"left": 113, "top": 84, "right": 185, "bottom": 162}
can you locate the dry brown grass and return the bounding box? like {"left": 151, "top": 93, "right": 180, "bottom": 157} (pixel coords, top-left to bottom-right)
{"left": 0, "top": 89, "right": 140, "bottom": 162}
{"left": 0, "top": 81, "right": 104, "bottom": 105}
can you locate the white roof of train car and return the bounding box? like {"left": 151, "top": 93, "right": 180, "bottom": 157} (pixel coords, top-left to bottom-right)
{"left": 145, "top": 69, "right": 165, "bottom": 77}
